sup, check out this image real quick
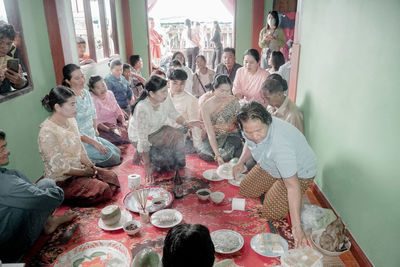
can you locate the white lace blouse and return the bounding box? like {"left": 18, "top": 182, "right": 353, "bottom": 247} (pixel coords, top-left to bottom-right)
{"left": 128, "top": 96, "right": 180, "bottom": 153}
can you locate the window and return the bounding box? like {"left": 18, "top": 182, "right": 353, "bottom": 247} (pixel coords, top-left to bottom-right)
{"left": 0, "top": 0, "right": 33, "bottom": 103}
{"left": 70, "top": 0, "right": 119, "bottom": 64}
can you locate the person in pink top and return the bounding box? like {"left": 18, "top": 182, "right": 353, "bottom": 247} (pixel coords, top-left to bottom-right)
{"left": 232, "top": 49, "right": 269, "bottom": 105}
{"left": 89, "top": 75, "right": 129, "bottom": 146}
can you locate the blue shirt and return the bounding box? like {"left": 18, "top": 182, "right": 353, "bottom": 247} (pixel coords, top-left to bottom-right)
{"left": 75, "top": 88, "right": 97, "bottom": 138}
{"left": 104, "top": 73, "right": 132, "bottom": 109}
{"left": 243, "top": 117, "right": 318, "bottom": 179}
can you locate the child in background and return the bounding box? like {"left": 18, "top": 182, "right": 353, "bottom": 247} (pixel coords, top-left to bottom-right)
{"left": 76, "top": 37, "right": 95, "bottom": 65}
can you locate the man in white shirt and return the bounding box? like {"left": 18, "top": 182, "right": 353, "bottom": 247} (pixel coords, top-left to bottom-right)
{"left": 278, "top": 46, "right": 292, "bottom": 86}
{"left": 167, "top": 69, "right": 202, "bottom": 151}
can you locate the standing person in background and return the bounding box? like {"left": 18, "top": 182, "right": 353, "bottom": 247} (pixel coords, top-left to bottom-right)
{"left": 76, "top": 37, "right": 95, "bottom": 66}
{"left": 214, "top": 47, "right": 242, "bottom": 83}
{"left": 129, "top": 55, "right": 146, "bottom": 99}
{"left": 192, "top": 55, "right": 215, "bottom": 97}
{"left": 210, "top": 21, "right": 223, "bottom": 70}
{"left": 278, "top": 43, "right": 292, "bottom": 85}
{"left": 149, "top": 17, "right": 163, "bottom": 67}
{"left": 193, "top": 22, "right": 202, "bottom": 54}
{"left": 182, "top": 19, "right": 199, "bottom": 72}
{"left": 258, "top": 11, "right": 285, "bottom": 69}
{"left": 172, "top": 51, "right": 193, "bottom": 94}
{"left": 104, "top": 59, "right": 133, "bottom": 114}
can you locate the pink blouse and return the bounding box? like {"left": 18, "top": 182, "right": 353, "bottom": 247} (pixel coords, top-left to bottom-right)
{"left": 91, "top": 91, "right": 123, "bottom": 124}
{"left": 232, "top": 67, "right": 269, "bottom": 105}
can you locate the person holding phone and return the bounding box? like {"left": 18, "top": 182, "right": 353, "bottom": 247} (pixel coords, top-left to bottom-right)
{"left": 0, "top": 21, "right": 28, "bottom": 94}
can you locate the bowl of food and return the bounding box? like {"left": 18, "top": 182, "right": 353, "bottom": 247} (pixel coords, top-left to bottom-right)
{"left": 151, "top": 197, "right": 165, "bottom": 209}
{"left": 196, "top": 189, "right": 211, "bottom": 201}
{"left": 310, "top": 229, "right": 351, "bottom": 256}
{"left": 101, "top": 205, "right": 121, "bottom": 226}
{"left": 123, "top": 220, "right": 142, "bottom": 236}
{"left": 210, "top": 192, "right": 225, "bottom": 204}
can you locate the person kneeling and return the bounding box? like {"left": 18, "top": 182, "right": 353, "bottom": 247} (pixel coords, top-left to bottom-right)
{"left": 0, "top": 129, "right": 76, "bottom": 263}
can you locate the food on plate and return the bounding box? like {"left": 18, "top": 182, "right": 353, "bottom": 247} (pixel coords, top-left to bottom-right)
{"left": 212, "top": 231, "right": 241, "bottom": 253}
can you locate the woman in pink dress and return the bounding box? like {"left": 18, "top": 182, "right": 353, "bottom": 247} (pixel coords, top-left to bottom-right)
{"left": 89, "top": 75, "right": 129, "bottom": 146}
{"left": 149, "top": 17, "right": 163, "bottom": 66}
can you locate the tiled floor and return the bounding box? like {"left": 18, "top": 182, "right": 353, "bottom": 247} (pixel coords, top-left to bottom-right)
{"left": 305, "top": 189, "right": 360, "bottom": 267}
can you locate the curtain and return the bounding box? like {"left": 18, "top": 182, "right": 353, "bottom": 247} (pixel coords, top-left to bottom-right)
{"left": 147, "top": 0, "right": 158, "bottom": 11}
{"left": 220, "top": 0, "right": 235, "bottom": 16}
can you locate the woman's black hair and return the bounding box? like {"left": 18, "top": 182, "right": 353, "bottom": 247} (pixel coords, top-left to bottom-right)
{"left": 129, "top": 55, "right": 141, "bottom": 68}
{"left": 162, "top": 224, "right": 215, "bottom": 267}
{"left": 267, "top": 73, "right": 288, "bottom": 91}
{"left": 123, "top": 63, "right": 131, "bottom": 71}
{"left": 0, "top": 129, "right": 5, "bottom": 140}
{"left": 87, "top": 75, "right": 103, "bottom": 92}
{"left": 170, "top": 59, "right": 182, "bottom": 68}
{"left": 0, "top": 20, "right": 16, "bottom": 40}
{"left": 131, "top": 75, "right": 167, "bottom": 114}
{"left": 185, "top": 19, "right": 192, "bottom": 40}
{"left": 195, "top": 54, "right": 206, "bottom": 63}
{"left": 76, "top": 36, "right": 86, "bottom": 44}
{"left": 236, "top": 101, "right": 272, "bottom": 130}
{"left": 109, "top": 59, "right": 122, "bottom": 69}
{"left": 270, "top": 51, "right": 285, "bottom": 71}
{"left": 261, "top": 79, "right": 284, "bottom": 94}
{"left": 212, "top": 74, "right": 232, "bottom": 92}
{"left": 172, "top": 51, "right": 186, "bottom": 66}
{"left": 62, "top": 64, "right": 81, "bottom": 87}
{"left": 267, "top": 11, "right": 279, "bottom": 29}
{"left": 244, "top": 49, "right": 260, "bottom": 63}
{"left": 41, "top": 86, "right": 76, "bottom": 112}
{"left": 168, "top": 68, "right": 188, "bottom": 81}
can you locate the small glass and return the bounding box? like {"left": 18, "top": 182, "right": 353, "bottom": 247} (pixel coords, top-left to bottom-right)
{"left": 139, "top": 209, "right": 149, "bottom": 223}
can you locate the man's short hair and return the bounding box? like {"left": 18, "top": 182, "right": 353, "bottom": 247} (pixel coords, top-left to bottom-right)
{"left": 0, "top": 21, "right": 16, "bottom": 40}
{"left": 0, "top": 129, "right": 6, "bottom": 140}
{"left": 223, "top": 47, "right": 235, "bottom": 55}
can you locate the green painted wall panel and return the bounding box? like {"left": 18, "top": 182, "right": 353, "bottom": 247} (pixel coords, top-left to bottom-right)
{"left": 235, "top": 0, "right": 253, "bottom": 62}
{"left": 296, "top": 0, "right": 400, "bottom": 265}
{"left": 115, "top": 0, "right": 127, "bottom": 63}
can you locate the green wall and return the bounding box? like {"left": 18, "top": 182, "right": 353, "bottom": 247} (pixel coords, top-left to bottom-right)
{"left": 296, "top": 0, "right": 400, "bottom": 266}
{"left": 235, "top": 0, "right": 253, "bottom": 60}
{"left": 0, "top": 1, "right": 55, "bottom": 179}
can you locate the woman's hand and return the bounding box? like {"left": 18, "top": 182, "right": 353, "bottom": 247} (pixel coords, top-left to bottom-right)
{"left": 232, "top": 162, "right": 245, "bottom": 181}
{"left": 292, "top": 225, "right": 308, "bottom": 248}
{"left": 82, "top": 165, "right": 96, "bottom": 177}
{"left": 215, "top": 155, "right": 224, "bottom": 165}
{"left": 186, "top": 120, "right": 203, "bottom": 129}
{"left": 93, "top": 141, "right": 108, "bottom": 154}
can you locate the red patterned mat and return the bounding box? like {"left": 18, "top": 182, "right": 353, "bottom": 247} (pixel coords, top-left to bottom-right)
{"left": 24, "top": 145, "right": 296, "bottom": 267}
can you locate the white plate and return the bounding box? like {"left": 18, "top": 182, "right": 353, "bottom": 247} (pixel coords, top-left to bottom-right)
{"left": 98, "top": 210, "right": 132, "bottom": 231}
{"left": 228, "top": 174, "right": 246, "bottom": 187}
{"left": 203, "top": 169, "right": 225, "bottom": 181}
{"left": 250, "top": 233, "right": 288, "bottom": 257}
{"left": 54, "top": 240, "right": 131, "bottom": 267}
{"left": 211, "top": 229, "right": 244, "bottom": 254}
{"left": 217, "top": 163, "right": 247, "bottom": 180}
{"left": 150, "top": 209, "right": 183, "bottom": 228}
{"left": 124, "top": 187, "right": 173, "bottom": 213}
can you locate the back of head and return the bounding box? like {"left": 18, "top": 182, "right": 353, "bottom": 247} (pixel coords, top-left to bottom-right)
{"left": 0, "top": 20, "right": 16, "bottom": 40}
{"left": 62, "top": 64, "right": 80, "bottom": 87}
{"left": 236, "top": 101, "right": 272, "bottom": 129}
{"left": 267, "top": 73, "right": 288, "bottom": 91}
{"left": 244, "top": 49, "right": 260, "bottom": 63}
{"left": 262, "top": 78, "right": 283, "bottom": 94}
{"left": 130, "top": 55, "right": 141, "bottom": 67}
{"left": 0, "top": 129, "right": 5, "bottom": 140}
{"left": 162, "top": 224, "right": 215, "bottom": 267}
{"left": 41, "top": 86, "right": 76, "bottom": 112}
{"left": 170, "top": 59, "right": 182, "bottom": 68}
{"left": 213, "top": 74, "right": 232, "bottom": 91}
{"left": 270, "top": 51, "right": 285, "bottom": 71}
{"left": 185, "top": 19, "right": 191, "bottom": 27}
{"left": 168, "top": 68, "right": 188, "bottom": 81}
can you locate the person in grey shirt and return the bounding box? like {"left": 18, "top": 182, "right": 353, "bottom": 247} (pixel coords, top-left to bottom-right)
{"left": 214, "top": 47, "right": 242, "bottom": 83}
{"left": 0, "top": 129, "right": 76, "bottom": 263}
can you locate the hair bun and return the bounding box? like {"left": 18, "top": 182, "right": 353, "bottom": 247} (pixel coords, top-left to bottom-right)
{"left": 41, "top": 94, "right": 52, "bottom": 112}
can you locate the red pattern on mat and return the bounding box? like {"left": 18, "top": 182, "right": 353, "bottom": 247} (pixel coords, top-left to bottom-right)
{"left": 25, "top": 145, "right": 296, "bottom": 267}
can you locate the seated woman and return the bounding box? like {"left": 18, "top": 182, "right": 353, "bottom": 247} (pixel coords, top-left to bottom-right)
{"left": 62, "top": 64, "right": 121, "bottom": 167}
{"left": 261, "top": 74, "right": 304, "bottom": 134}
{"left": 88, "top": 75, "right": 130, "bottom": 145}
{"left": 163, "top": 224, "right": 215, "bottom": 267}
{"left": 198, "top": 75, "right": 243, "bottom": 165}
{"left": 104, "top": 59, "right": 133, "bottom": 114}
{"left": 233, "top": 101, "right": 317, "bottom": 248}
{"left": 192, "top": 55, "right": 215, "bottom": 97}
{"left": 128, "top": 75, "right": 201, "bottom": 183}
{"left": 232, "top": 49, "right": 269, "bottom": 105}
{"left": 267, "top": 51, "right": 285, "bottom": 75}
{"left": 129, "top": 55, "right": 146, "bottom": 99}
{"left": 38, "top": 86, "right": 120, "bottom": 206}
{"left": 172, "top": 51, "right": 193, "bottom": 94}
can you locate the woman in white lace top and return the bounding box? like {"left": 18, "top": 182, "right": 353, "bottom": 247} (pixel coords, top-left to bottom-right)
{"left": 128, "top": 75, "right": 202, "bottom": 183}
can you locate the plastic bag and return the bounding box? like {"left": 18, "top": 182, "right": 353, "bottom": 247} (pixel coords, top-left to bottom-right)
{"left": 300, "top": 204, "right": 337, "bottom": 231}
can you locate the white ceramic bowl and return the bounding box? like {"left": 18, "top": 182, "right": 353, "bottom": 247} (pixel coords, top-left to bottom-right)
{"left": 196, "top": 189, "right": 211, "bottom": 201}
{"left": 210, "top": 191, "right": 225, "bottom": 204}
{"left": 151, "top": 197, "right": 165, "bottom": 208}
{"left": 101, "top": 205, "right": 121, "bottom": 226}
{"left": 123, "top": 220, "right": 142, "bottom": 235}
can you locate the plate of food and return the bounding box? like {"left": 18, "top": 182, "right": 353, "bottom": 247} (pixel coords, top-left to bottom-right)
{"left": 211, "top": 229, "right": 244, "bottom": 254}
{"left": 203, "top": 169, "right": 224, "bottom": 182}
{"left": 53, "top": 240, "right": 131, "bottom": 267}
{"left": 124, "top": 187, "right": 173, "bottom": 213}
{"left": 217, "top": 163, "right": 247, "bottom": 180}
{"left": 98, "top": 209, "right": 132, "bottom": 231}
{"left": 228, "top": 173, "right": 246, "bottom": 187}
{"left": 250, "top": 233, "right": 288, "bottom": 257}
{"left": 150, "top": 209, "right": 183, "bottom": 228}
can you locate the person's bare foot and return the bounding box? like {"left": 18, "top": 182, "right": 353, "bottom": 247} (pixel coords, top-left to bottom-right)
{"left": 43, "top": 212, "right": 77, "bottom": 235}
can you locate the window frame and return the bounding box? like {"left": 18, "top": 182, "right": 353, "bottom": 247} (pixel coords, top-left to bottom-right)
{"left": 0, "top": 0, "right": 33, "bottom": 104}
